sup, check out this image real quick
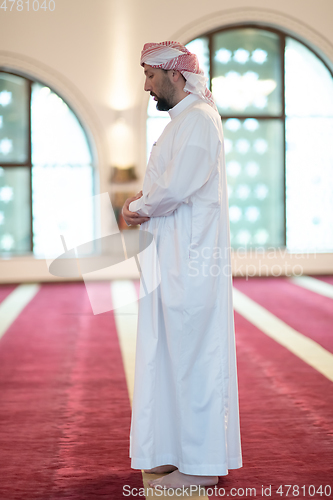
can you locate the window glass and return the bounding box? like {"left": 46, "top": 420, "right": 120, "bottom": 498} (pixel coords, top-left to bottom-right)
{"left": 0, "top": 76, "right": 95, "bottom": 256}
{"left": 32, "top": 165, "right": 94, "bottom": 256}
{"left": 285, "top": 37, "right": 333, "bottom": 117}
{"left": 223, "top": 118, "right": 284, "bottom": 247}
{"left": 212, "top": 28, "right": 282, "bottom": 116}
{"left": 286, "top": 117, "right": 333, "bottom": 252}
{"left": 31, "top": 83, "right": 94, "bottom": 256}
{"left": 0, "top": 73, "right": 28, "bottom": 163}
{"left": 285, "top": 37, "right": 333, "bottom": 251}
{"left": 31, "top": 83, "right": 92, "bottom": 165}
{"left": 0, "top": 166, "right": 30, "bottom": 253}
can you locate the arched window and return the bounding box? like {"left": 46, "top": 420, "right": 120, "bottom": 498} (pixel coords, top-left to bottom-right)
{"left": 146, "top": 26, "right": 333, "bottom": 252}
{"left": 0, "top": 72, "right": 95, "bottom": 256}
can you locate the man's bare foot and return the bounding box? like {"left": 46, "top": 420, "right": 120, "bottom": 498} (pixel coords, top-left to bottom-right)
{"left": 147, "top": 469, "right": 218, "bottom": 489}
{"left": 144, "top": 464, "right": 178, "bottom": 474}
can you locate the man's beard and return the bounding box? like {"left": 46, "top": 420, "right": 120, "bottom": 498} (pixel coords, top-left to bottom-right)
{"left": 153, "top": 94, "right": 172, "bottom": 111}
{"left": 151, "top": 78, "right": 175, "bottom": 111}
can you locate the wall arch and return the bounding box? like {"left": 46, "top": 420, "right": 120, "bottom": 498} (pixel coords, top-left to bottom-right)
{"left": 0, "top": 50, "right": 108, "bottom": 180}
{"left": 171, "top": 7, "right": 333, "bottom": 71}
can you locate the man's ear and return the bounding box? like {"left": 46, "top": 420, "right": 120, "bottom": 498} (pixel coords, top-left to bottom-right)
{"left": 170, "top": 70, "right": 182, "bottom": 82}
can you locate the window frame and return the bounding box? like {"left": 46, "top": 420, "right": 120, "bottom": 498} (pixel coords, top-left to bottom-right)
{"left": 182, "top": 24, "right": 333, "bottom": 249}
{"left": 0, "top": 69, "right": 95, "bottom": 254}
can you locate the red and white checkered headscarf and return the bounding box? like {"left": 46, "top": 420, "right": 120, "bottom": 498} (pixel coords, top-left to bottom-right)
{"left": 141, "top": 41, "right": 218, "bottom": 112}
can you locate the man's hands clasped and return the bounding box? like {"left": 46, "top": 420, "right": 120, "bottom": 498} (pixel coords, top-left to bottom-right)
{"left": 122, "top": 190, "right": 150, "bottom": 226}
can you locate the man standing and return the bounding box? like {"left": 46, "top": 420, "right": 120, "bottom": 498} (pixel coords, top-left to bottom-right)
{"left": 122, "top": 41, "right": 242, "bottom": 490}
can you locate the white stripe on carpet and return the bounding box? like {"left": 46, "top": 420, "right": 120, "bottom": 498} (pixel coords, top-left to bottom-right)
{"left": 233, "top": 287, "right": 333, "bottom": 383}
{"left": 110, "top": 280, "right": 138, "bottom": 405}
{"left": 0, "top": 284, "right": 40, "bottom": 341}
{"left": 289, "top": 276, "right": 333, "bottom": 299}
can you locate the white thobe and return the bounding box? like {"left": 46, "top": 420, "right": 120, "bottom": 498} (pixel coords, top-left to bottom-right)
{"left": 128, "top": 93, "right": 242, "bottom": 475}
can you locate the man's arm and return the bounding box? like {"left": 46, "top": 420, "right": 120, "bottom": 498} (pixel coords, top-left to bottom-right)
{"left": 129, "top": 113, "right": 220, "bottom": 218}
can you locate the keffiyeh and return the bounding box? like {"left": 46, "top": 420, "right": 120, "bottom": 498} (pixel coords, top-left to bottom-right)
{"left": 141, "top": 41, "right": 218, "bottom": 112}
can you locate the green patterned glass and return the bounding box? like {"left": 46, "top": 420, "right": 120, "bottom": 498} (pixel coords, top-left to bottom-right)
{"left": 0, "top": 73, "right": 29, "bottom": 163}
{"left": 212, "top": 28, "right": 282, "bottom": 116}
{"left": 223, "top": 118, "right": 284, "bottom": 248}
{"left": 0, "top": 166, "right": 31, "bottom": 254}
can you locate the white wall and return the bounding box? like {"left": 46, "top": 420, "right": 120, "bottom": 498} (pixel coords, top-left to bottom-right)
{"left": 0, "top": 0, "right": 333, "bottom": 282}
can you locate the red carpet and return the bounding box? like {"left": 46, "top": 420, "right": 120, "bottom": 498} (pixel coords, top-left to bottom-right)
{"left": 0, "top": 278, "right": 332, "bottom": 499}
{"left": 208, "top": 278, "right": 333, "bottom": 499}
{"left": 233, "top": 276, "right": 333, "bottom": 353}
{"left": 0, "top": 284, "right": 17, "bottom": 303}
{"left": 311, "top": 274, "right": 333, "bottom": 285}
{"left": 0, "top": 282, "right": 142, "bottom": 500}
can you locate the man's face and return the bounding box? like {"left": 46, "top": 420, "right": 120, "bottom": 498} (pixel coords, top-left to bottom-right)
{"left": 143, "top": 64, "right": 176, "bottom": 111}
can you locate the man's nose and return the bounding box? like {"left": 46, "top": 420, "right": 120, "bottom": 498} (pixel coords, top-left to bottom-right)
{"left": 144, "top": 79, "right": 152, "bottom": 92}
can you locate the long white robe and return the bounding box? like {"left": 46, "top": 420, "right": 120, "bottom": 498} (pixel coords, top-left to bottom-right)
{"left": 128, "top": 93, "right": 242, "bottom": 475}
